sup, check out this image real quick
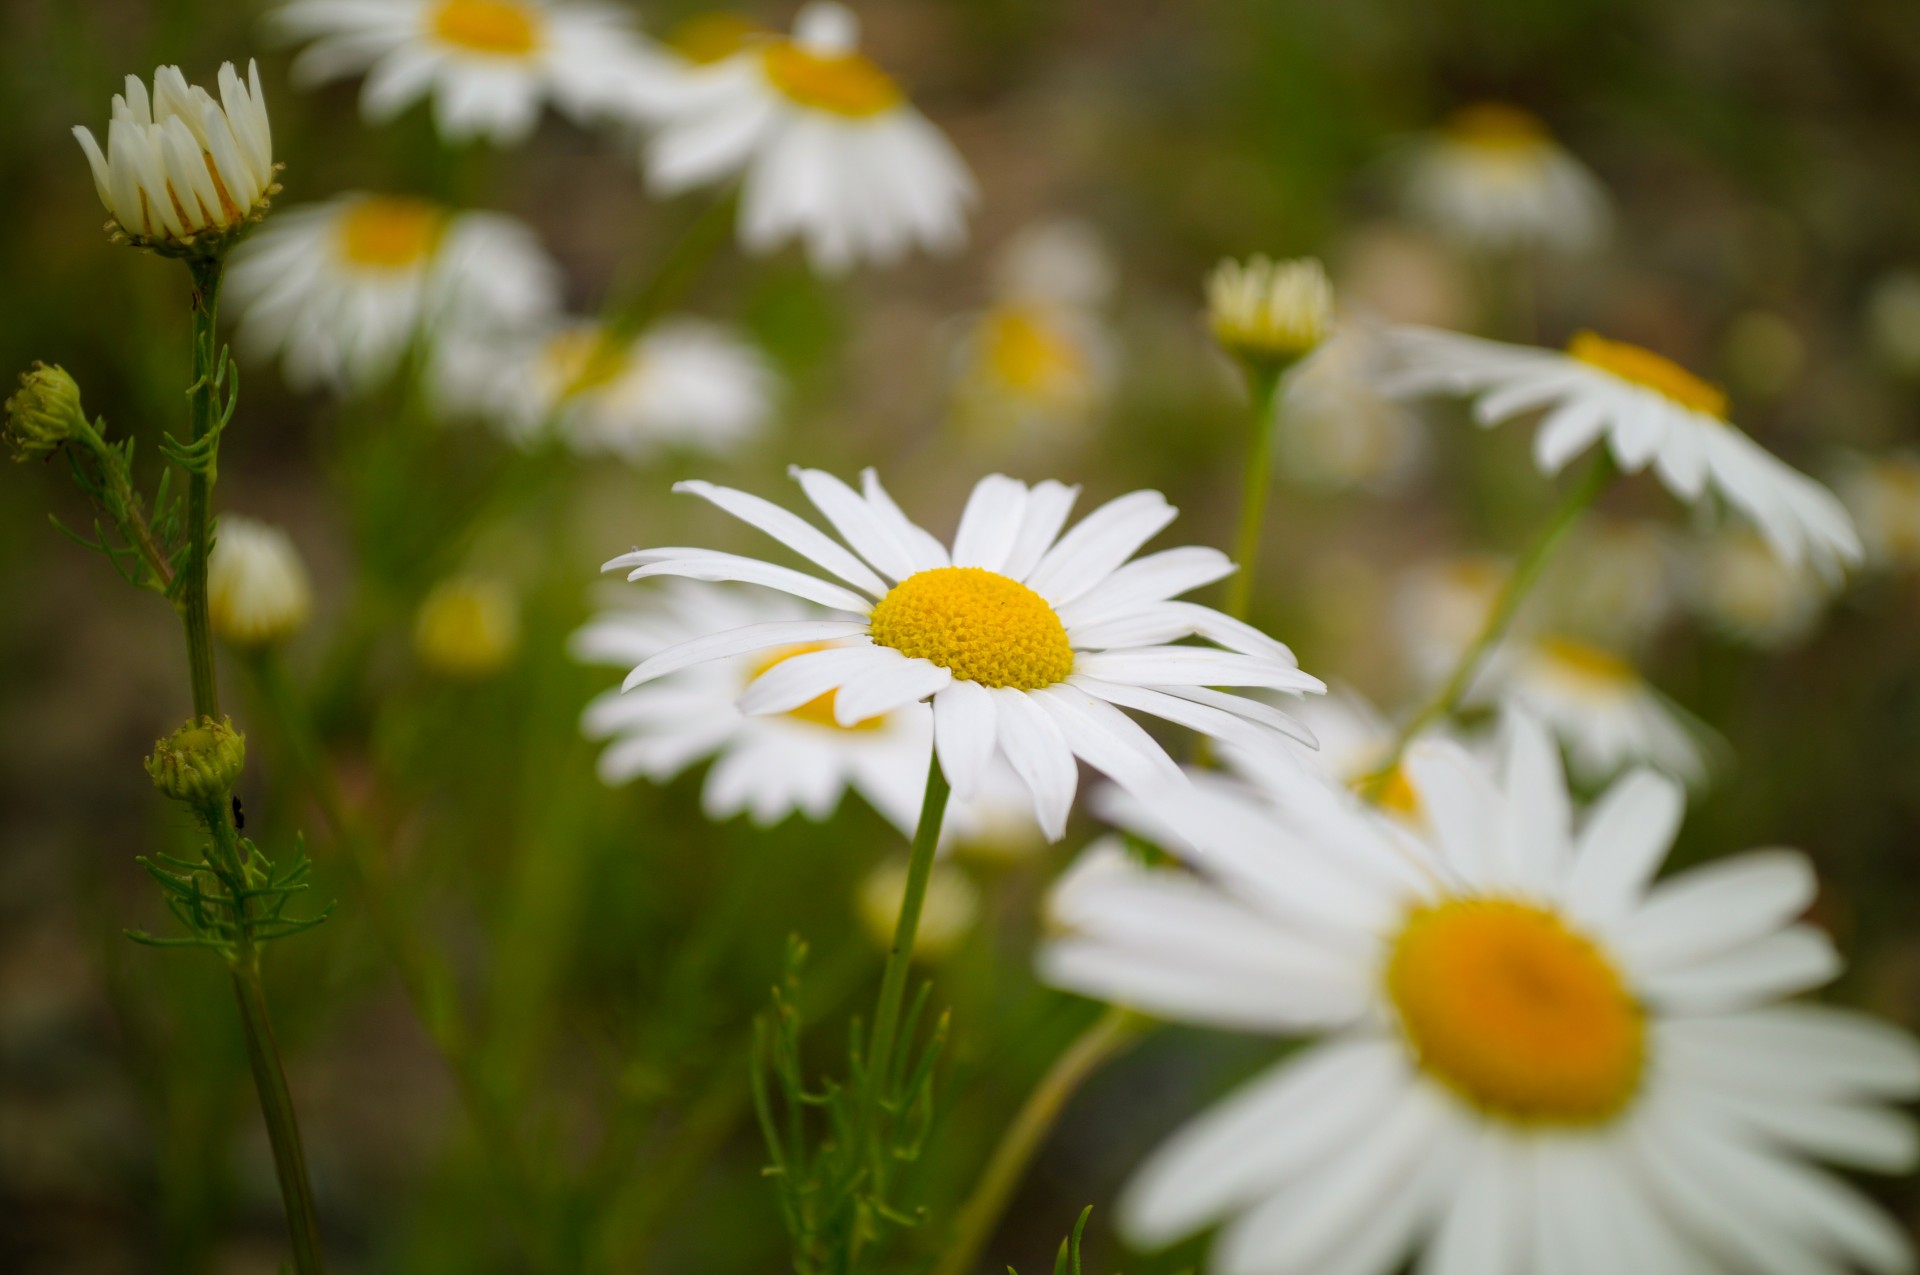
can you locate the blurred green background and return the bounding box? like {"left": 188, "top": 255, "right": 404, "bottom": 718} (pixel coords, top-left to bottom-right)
{"left": 4, "top": 0, "right": 1920, "bottom": 1271}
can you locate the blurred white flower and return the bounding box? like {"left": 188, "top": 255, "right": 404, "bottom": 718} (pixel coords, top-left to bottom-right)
{"left": 227, "top": 193, "right": 559, "bottom": 393}
{"left": 1537, "top": 519, "right": 1678, "bottom": 651}
{"left": 1387, "top": 327, "right": 1862, "bottom": 579}
{"left": 73, "top": 62, "right": 277, "bottom": 252}
{"left": 1401, "top": 103, "right": 1609, "bottom": 254}
{"left": 1276, "top": 324, "right": 1426, "bottom": 493}
{"left": 1864, "top": 271, "right": 1920, "bottom": 378}
{"left": 1043, "top": 716, "right": 1919, "bottom": 1275}
{"left": 415, "top": 574, "right": 519, "bottom": 678}
{"left": 639, "top": 1, "right": 975, "bottom": 273}
{"left": 1392, "top": 554, "right": 1508, "bottom": 686}
{"left": 857, "top": 858, "right": 979, "bottom": 961}
{"left": 1690, "top": 529, "right": 1831, "bottom": 650}
{"left": 1206, "top": 255, "right": 1333, "bottom": 368}
{"left": 269, "top": 0, "right": 677, "bottom": 143}
{"left": 208, "top": 515, "right": 312, "bottom": 649}
{"left": 1837, "top": 453, "right": 1920, "bottom": 572}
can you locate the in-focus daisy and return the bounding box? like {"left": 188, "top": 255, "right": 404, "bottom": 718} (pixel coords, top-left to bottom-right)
{"left": 208, "top": 514, "right": 313, "bottom": 650}
{"left": 1400, "top": 103, "right": 1609, "bottom": 255}
{"left": 74, "top": 61, "right": 277, "bottom": 254}
{"left": 1837, "top": 453, "right": 1920, "bottom": 572}
{"left": 1689, "top": 530, "right": 1831, "bottom": 650}
{"left": 606, "top": 468, "right": 1324, "bottom": 839}
{"left": 1386, "top": 327, "right": 1863, "bottom": 578}
{"left": 641, "top": 1, "right": 975, "bottom": 273}
{"left": 1043, "top": 715, "right": 1920, "bottom": 1275}
{"left": 269, "top": 0, "right": 677, "bottom": 144}
{"left": 227, "top": 193, "right": 559, "bottom": 392}
{"left": 415, "top": 574, "right": 519, "bottom": 678}
{"left": 1275, "top": 325, "right": 1426, "bottom": 493}
{"left": 436, "top": 316, "right": 776, "bottom": 460}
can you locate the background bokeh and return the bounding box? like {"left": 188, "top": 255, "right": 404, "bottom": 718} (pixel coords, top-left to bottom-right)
{"left": 4, "top": 0, "right": 1920, "bottom": 1271}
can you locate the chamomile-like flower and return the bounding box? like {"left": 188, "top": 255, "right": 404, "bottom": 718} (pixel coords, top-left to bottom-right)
{"left": 208, "top": 515, "right": 312, "bottom": 649}
{"left": 1401, "top": 103, "right": 1609, "bottom": 255}
{"left": 227, "top": 193, "right": 559, "bottom": 393}
{"left": 605, "top": 468, "right": 1323, "bottom": 839}
{"left": 1206, "top": 256, "right": 1333, "bottom": 370}
{"left": 269, "top": 0, "right": 677, "bottom": 143}
{"left": 641, "top": 1, "right": 975, "bottom": 273}
{"left": 1386, "top": 327, "right": 1863, "bottom": 579}
{"left": 1043, "top": 715, "right": 1920, "bottom": 1275}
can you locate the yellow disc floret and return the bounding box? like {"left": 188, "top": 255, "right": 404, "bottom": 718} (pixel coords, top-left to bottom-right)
{"left": 1387, "top": 898, "right": 1645, "bottom": 1125}
{"left": 1569, "top": 331, "right": 1729, "bottom": 419}
{"left": 337, "top": 196, "right": 447, "bottom": 270}
{"left": 869, "top": 567, "right": 1075, "bottom": 690}
{"left": 430, "top": 0, "right": 542, "bottom": 56}
{"left": 750, "top": 643, "right": 886, "bottom": 731}
{"left": 761, "top": 42, "right": 902, "bottom": 117}
{"left": 982, "top": 305, "right": 1088, "bottom": 399}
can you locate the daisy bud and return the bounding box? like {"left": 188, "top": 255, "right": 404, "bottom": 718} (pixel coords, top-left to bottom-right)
{"left": 4, "top": 362, "right": 88, "bottom": 462}
{"left": 146, "top": 715, "right": 246, "bottom": 806}
{"left": 209, "top": 515, "right": 313, "bottom": 649}
{"left": 73, "top": 61, "right": 279, "bottom": 257}
{"left": 1206, "top": 255, "right": 1333, "bottom": 370}
{"left": 415, "top": 575, "right": 520, "bottom": 679}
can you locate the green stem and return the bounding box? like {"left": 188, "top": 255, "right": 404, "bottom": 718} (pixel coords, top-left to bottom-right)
{"left": 933, "top": 1007, "right": 1146, "bottom": 1275}
{"left": 602, "top": 188, "right": 740, "bottom": 341}
{"left": 183, "top": 255, "right": 223, "bottom": 719}
{"left": 862, "top": 754, "right": 951, "bottom": 1126}
{"left": 1223, "top": 362, "right": 1286, "bottom": 622}
{"left": 229, "top": 955, "right": 327, "bottom": 1274}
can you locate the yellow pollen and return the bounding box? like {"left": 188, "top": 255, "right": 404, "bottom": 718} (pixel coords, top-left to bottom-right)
{"left": 761, "top": 42, "right": 902, "bottom": 117}
{"left": 869, "top": 567, "right": 1075, "bottom": 690}
{"left": 669, "top": 13, "right": 767, "bottom": 64}
{"left": 982, "top": 305, "right": 1087, "bottom": 397}
{"left": 430, "top": 0, "right": 542, "bottom": 55}
{"left": 1446, "top": 102, "right": 1551, "bottom": 149}
{"left": 1569, "top": 331, "right": 1729, "bottom": 418}
{"left": 544, "top": 329, "right": 631, "bottom": 399}
{"left": 337, "top": 197, "right": 447, "bottom": 270}
{"left": 749, "top": 643, "right": 885, "bottom": 731}
{"left": 1536, "top": 635, "right": 1639, "bottom": 690}
{"left": 1387, "top": 898, "right": 1644, "bottom": 1124}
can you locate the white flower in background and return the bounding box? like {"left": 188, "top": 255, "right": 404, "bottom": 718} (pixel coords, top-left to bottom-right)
{"left": 1482, "top": 635, "right": 1711, "bottom": 788}
{"left": 415, "top": 574, "right": 519, "bottom": 678}
{"left": 73, "top": 62, "right": 277, "bottom": 252}
{"left": 437, "top": 317, "right": 776, "bottom": 460}
{"left": 1275, "top": 324, "right": 1426, "bottom": 493}
{"left": 641, "top": 1, "right": 976, "bottom": 273}
{"left": 1837, "top": 453, "right": 1920, "bottom": 572}
{"left": 857, "top": 858, "right": 979, "bottom": 960}
{"left": 1864, "top": 271, "right": 1920, "bottom": 378}
{"left": 1206, "top": 256, "right": 1333, "bottom": 369}
{"left": 208, "top": 515, "right": 312, "bottom": 649}
{"left": 1042, "top": 716, "right": 1920, "bottom": 1275}
{"left": 607, "top": 468, "right": 1323, "bottom": 840}
{"left": 1401, "top": 103, "right": 1609, "bottom": 254}
{"left": 1386, "top": 327, "right": 1863, "bottom": 579}
{"left": 227, "top": 193, "right": 559, "bottom": 393}
{"left": 1690, "top": 530, "right": 1831, "bottom": 650}
{"left": 1392, "top": 554, "right": 1508, "bottom": 685}
{"left": 269, "top": 0, "right": 678, "bottom": 144}
{"left": 1536, "top": 519, "right": 1677, "bottom": 651}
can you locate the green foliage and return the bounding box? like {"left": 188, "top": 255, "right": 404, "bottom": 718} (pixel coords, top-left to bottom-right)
{"left": 127, "top": 823, "right": 333, "bottom": 959}
{"left": 1008, "top": 1205, "right": 1094, "bottom": 1275}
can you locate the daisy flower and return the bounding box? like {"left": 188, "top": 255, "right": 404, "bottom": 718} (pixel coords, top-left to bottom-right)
{"left": 1401, "top": 103, "right": 1609, "bottom": 255}
{"left": 1042, "top": 715, "right": 1920, "bottom": 1275}
{"left": 208, "top": 515, "right": 313, "bottom": 650}
{"left": 226, "top": 193, "right": 559, "bottom": 393}
{"left": 641, "top": 1, "right": 976, "bottom": 273}
{"left": 1385, "top": 326, "right": 1863, "bottom": 579}
{"left": 605, "top": 468, "right": 1323, "bottom": 839}
{"left": 436, "top": 316, "right": 776, "bottom": 460}
{"left": 268, "top": 0, "right": 678, "bottom": 144}
{"left": 1689, "top": 530, "right": 1831, "bottom": 650}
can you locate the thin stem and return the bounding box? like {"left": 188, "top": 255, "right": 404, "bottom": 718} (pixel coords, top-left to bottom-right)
{"left": 862, "top": 754, "right": 951, "bottom": 1123}
{"left": 229, "top": 956, "right": 327, "bottom": 1274}
{"left": 933, "top": 1006, "right": 1146, "bottom": 1275}
{"left": 183, "top": 255, "right": 223, "bottom": 719}
{"left": 1223, "top": 361, "right": 1287, "bottom": 622}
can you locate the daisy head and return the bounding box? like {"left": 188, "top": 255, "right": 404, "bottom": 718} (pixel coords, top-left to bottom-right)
{"left": 208, "top": 514, "right": 313, "bottom": 650}
{"left": 74, "top": 61, "right": 277, "bottom": 256}
{"left": 605, "top": 467, "right": 1323, "bottom": 840}
{"left": 1402, "top": 102, "right": 1610, "bottom": 255}
{"left": 642, "top": 2, "right": 976, "bottom": 273}
{"left": 1385, "top": 326, "right": 1864, "bottom": 579}
{"left": 1206, "top": 255, "right": 1334, "bottom": 372}
{"left": 1043, "top": 714, "right": 1920, "bottom": 1275}
{"left": 227, "top": 193, "right": 559, "bottom": 393}
{"left": 271, "top": 0, "right": 678, "bottom": 144}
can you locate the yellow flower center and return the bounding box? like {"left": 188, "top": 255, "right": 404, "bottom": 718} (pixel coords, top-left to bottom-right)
{"left": 1355, "top": 761, "right": 1422, "bottom": 820}
{"left": 669, "top": 13, "right": 767, "bottom": 64}
{"left": 414, "top": 578, "right": 519, "bottom": 679}
{"left": 336, "top": 197, "right": 447, "bottom": 270}
{"left": 761, "top": 42, "right": 902, "bottom": 117}
{"left": 544, "top": 329, "right": 631, "bottom": 399}
{"left": 1569, "top": 331, "right": 1729, "bottom": 418}
{"left": 868, "top": 567, "right": 1075, "bottom": 690}
{"left": 1535, "top": 635, "right": 1639, "bottom": 693}
{"left": 1387, "top": 898, "right": 1644, "bottom": 1124}
{"left": 430, "top": 0, "right": 543, "bottom": 56}
{"left": 1446, "top": 102, "right": 1550, "bottom": 150}
{"left": 749, "top": 643, "right": 886, "bottom": 731}
{"left": 981, "top": 305, "right": 1087, "bottom": 397}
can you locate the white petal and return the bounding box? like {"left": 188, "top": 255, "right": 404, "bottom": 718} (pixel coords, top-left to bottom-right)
{"left": 990, "top": 688, "right": 1078, "bottom": 839}
{"left": 831, "top": 655, "right": 951, "bottom": 725}
{"left": 1658, "top": 1006, "right": 1920, "bottom": 1101}
{"left": 931, "top": 679, "right": 997, "bottom": 801}
{"left": 1638, "top": 924, "right": 1839, "bottom": 1011}
{"left": 621, "top": 620, "right": 866, "bottom": 689}
{"left": 674, "top": 479, "right": 888, "bottom": 596}
{"left": 999, "top": 479, "right": 1080, "bottom": 581}
{"left": 1613, "top": 849, "right": 1816, "bottom": 975}
{"left": 737, "top": 643, "right": 889, "bottom": 715}
{"left": 949, "top": 473, "right": 1029, "bottom": 572}
{"left": 1073, "top": 647, "right": 1322, "bottom": 693}
{"left": 1032, "top": 685, "right": 1186, "bottom": 799}
{"left": 1026, "top": 489, "right": 1177, "bottom": 606}
{"left": 1564, "top": 768, "right": 1685, "bottom": 928}
{"left": 1500, "top": 709, "right": 1574, "bottom": 894}
{"left": 790, "top": 466, "right": 918, "bottom": 580}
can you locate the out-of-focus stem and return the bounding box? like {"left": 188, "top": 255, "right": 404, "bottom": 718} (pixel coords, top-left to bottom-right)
{"left": 1223, "top": 361, "right": 1286, "bottom": 622}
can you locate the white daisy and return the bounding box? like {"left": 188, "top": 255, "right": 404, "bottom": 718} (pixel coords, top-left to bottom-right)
{"left": 268, "top": 0, "right": 678, "bottom": 144}
{"left": 436, "top": 316, "right": 776, "bottom": 460}
{"left": 640, "top": 1, "right": 975, "bottom": 274}
{"left": 73, "top": 61, "right": 277, "bottom": 253}
{"left": 1386, "top": 326, "right": 1863, "bottom": 579}
{"left": 1042, "top": 714, "right": 1920, "bottom": 1275}
{"left": 208, "top": 514, "right": 312, "bottom": 650}
{"left": 1689, "top": 530, "right": 1831, "bottom": 650}
{"left": 1401, "top": 103, "right": 1609, "bottom": 255}
{"left": 226, "top": 193, "right": 559, "bottom": 393}
{"left": 1535, "top": 519, "right": 1677, "bottom": 652}
{"left": 1392, "top": 554, "right": 1510, "bottom": 686}
{"left": 1206, "top": 255, "right": 1333, "bottom": 369}
{"left": 605, "top": 468, "right": 1324, "bottom": 840}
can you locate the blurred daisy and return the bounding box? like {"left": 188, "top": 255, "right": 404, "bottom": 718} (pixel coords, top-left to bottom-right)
{"left": 227, "top": 193, "right": 559, "bottom": 393}
{"left": 1392, "top": 554, "right": 1509, "bottom": 685}
{"left": 857, "top": 858, "right": 979, "bottom": 960}
{"left": 1690, "top": 530, "right": 1830, "bottom": 650}
{"left": 1837, "top": 453, "right": 1920, "bottom": 571}
{"left": 1482, "top": 635, "right": 1710, "bottom": 787}
{"left": 1401, "top": 103, "right": 1609, "bottom": 255}
{"left": 1536, "top": 519, "right": 1677, "bottom": 651}
{"left": 437, "top": 316, "right": 776, "bottom": 460}
{"left": 1386, "top": 327, "right": 1863, "bottom": 579}
{"left": 607, "top": 468, "right": 1323, "bottom": 839}
{"left": 73, "top": 61, "right": 277, "bottom": 253}
{"left": 208, "top": 515, "right": 312, "bottom": 650}
{"left": 1043, "top": 715, "right": 1920, "bottom": 1275}
{"left": 269, "top": 0, "right": 677, "bottom": 144}
{"left": 415, "top": 574, "right": 519, "bottom": 678}
{"left": 1275, "top": 324, "right": 1427, "bottom": 493}
{"left": 641, "top": 1, "right": 975, "bottom": 273}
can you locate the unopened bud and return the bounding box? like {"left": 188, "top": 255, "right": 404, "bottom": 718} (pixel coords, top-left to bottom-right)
{"left": 5, "top": 362, "right": 88, "bottom": 462}
{"left": 146, "top": 715, "right": 246, "bottom": 806}
{"left": 1206, "top": 255, "right": 1333, "bottom": 370}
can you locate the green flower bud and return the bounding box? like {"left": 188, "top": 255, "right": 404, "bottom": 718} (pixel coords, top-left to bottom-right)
{"left": 146, "top": 716, "right": 246, "bottom": 806}
{"left": 4, "top": 362, "right": 88, "bottom": 462}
